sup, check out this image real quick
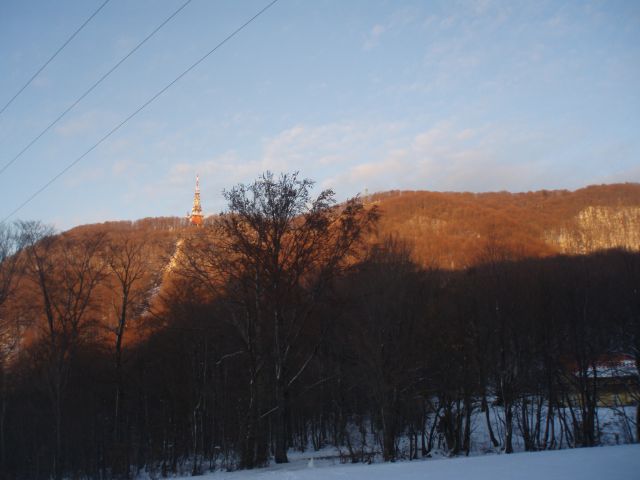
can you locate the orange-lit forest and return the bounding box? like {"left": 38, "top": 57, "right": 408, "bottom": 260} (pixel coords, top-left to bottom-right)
{"left": 0, "top": 176, "right": 638, "bottom": 479}
{"left": 368, "top": 183, "right": 640, "bottom": 268}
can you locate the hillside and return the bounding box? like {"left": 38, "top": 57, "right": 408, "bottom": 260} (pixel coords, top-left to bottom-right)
{"left": 60, "top": 183, "right": 640, "bottom": 272}
{"left": 5, "top": 183, "right": 639, "bottom": 478}
{"left": 33, "top": 182, "right": 639, "bottom": 347}
{"left": 367, "top": 183, "right": 640, "bottom": 268}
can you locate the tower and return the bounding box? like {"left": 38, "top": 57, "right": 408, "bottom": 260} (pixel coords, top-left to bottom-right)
{"left": 188, "top": 175, "right": 204, "bottom": 226}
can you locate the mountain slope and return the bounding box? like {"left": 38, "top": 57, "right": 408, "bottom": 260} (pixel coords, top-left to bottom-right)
{"left": 367, "top": 183, "right": 640, "bottom": 268}
{"left": 61, "top": 183, "right": 640, "bottom": 271}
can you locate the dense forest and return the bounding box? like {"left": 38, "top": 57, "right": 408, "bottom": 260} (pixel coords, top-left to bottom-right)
{"left": 368, "top": 183, "right": 640, "bottom": 268}
{"left": 0, "top": 175, "right": 638, "bottom": 479}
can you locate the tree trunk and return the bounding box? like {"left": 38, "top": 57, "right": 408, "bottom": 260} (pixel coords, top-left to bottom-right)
{"left": 274, "top": 376, "right": 288, "bottom": 463}
{"left": 482, "top": 395, "right": 499, "bottom": 448}
{"left": 504, "top": 402, "right": 513, "bottom": 454}
{"left": 0, "top": 394, "right": 5, "bottom": 472}
{"left": 463, "top": 394, "right": 472, "bottom": 455}
{"left": 114, "top": 297, "right": 127, "bottom": 444}
{"left": 521, "top": 397, "right": 532, "bottom": 451}
{"left": 382, "top": 406, "right": 396, "bottom": 461}
{"left": 636, "top": 402, "right": 640, "bottom": 443}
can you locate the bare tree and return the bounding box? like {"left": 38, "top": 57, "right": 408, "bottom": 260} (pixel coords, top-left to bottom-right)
{"left": 20, "top": 221, "right": 107, "bottom": 478}
{"left": 0, "top": 224, "right": 23, "bottom": 312}
{"left": 344, "top": 238, "right": 426, "bottom": 461}
{"left": 477, "top": 234, "right": 521, "bottom": 454}
{"left": 0, "top": 223, "right": 24, "bottom": 363}
{"left": 0, "top": 222, "right": 24, "bottom": 470}
{"left": 103, "top": 233, "right": 158, "bottom": 470}
{"left": 179, "top": 172, "right": 377, "bottom": 466}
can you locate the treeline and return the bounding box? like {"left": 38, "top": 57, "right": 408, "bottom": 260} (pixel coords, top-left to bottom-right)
{"left": 0, "top": 174, "right": 638, "bottom": 479}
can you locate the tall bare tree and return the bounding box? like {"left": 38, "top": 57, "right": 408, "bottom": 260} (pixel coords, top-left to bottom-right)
{"left": 0, "top": 224, "right": 23, "bottom": 313}
{"left": 344, "top": 238, "right": 426, "bottom": 461}
{"left": 179, "top": 172, "right": 377, "bottom": 466}
{"left": 20, "top": 221, "right": 107, "bottom": 478}
{"left": 0, "top": 222, "right": 24, "bottom": 470}
{"left": 103, "top": 233, "right": 157, "bottom": 462}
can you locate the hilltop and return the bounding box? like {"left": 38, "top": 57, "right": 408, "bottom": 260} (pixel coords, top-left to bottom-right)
{"left": 64, "top": 183, "right": 640, "bottom": 270}
{"left": 367, "top": 183, "right": 640, "bottom": 268}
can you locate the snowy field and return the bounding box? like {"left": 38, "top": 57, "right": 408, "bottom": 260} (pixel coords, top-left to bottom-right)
{"left": 161, "top": 444, "right": 640, "bottom": 480}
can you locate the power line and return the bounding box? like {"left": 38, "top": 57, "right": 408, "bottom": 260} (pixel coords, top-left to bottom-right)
{"left": 2, "top": 0, "right": 281, "bottom": 223}
{"left": 0, "top": 0, "right": 193, "bottom": 177}
{"left": 0, "top": 0, "right": 111, "bottom": 118}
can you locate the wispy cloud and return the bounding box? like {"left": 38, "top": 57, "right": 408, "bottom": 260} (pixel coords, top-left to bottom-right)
{"left": 323, "top": 121, "right": 555, "bottom": 196}
{"left": 111, "top": 158, "right": 147, "bottom": 177}
{"left": 145, "top": 121, "right": 405, "bottom": 212}
{"left": 363, "top": 24, "right": 386, "bottom": 50}
{"left": 363, "top": 6, "right": 421, "bottom": 50}
{"left": 146, "top": 117, "right": 569, "bottom": 216}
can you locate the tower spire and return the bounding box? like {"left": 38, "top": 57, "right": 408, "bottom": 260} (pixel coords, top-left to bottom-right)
{"left": 188, "top": 174, "right": 203, "bottom": 226}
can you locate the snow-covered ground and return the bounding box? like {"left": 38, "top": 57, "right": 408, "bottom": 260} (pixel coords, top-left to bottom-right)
{"left": 137, "top": 405, "right": 637, "bottom": 478}
{"left": 158, "top": 445, "right": 639, "bottom": 480}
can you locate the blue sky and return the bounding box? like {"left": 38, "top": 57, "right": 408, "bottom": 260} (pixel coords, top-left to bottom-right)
{"left": 0, "top": 0, "right": 638, "bottom": 230}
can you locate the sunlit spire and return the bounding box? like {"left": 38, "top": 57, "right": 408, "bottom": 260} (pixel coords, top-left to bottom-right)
{"left": 188, "top": 174, "right": 203, "bottom": 226}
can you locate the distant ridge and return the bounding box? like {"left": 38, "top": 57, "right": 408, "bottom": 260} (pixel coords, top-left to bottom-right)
{"left": 366, "top": 183, "right": 640, "bottom": 268}
{"left": 64, "top": 183, "right": 640, "bottom": 270}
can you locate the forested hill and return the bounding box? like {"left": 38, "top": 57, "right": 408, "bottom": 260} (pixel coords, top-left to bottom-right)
{"left": 63, "top": 182, "right": 640, "bottom": 270}
{"left": 368, "top": 183, "right": 640, "bottom": 268}
{"left": 4, "top": 182, "right": 639, "bottom": 478}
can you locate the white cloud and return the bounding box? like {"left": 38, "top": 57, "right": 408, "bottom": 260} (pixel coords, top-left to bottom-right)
{"left": 144, "top": 117, "right": 587, "bottom": 215}
{"left": 146, "top": 121, "right": 405, "bottom": 212}
{"left": 323, "top": 121, "right": 555, "bottom": 196}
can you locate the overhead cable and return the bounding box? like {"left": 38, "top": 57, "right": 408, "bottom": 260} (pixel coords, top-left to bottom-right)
{"left": 0, "top": 0, "right": 112, "bottom": 117}
{"left": 0, "top": 0, "right": 193, "bottom": 176}
{"left": 2, "top": 0, "right": 280, "bottom": 223}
